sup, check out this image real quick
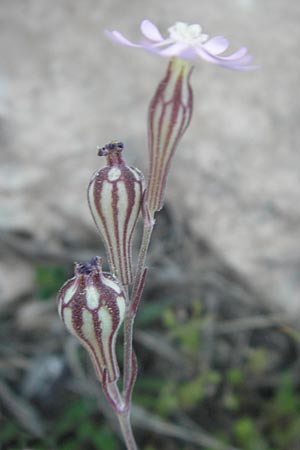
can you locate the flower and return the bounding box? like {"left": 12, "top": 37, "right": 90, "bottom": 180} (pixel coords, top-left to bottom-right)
{"left": 106, "top": 19, "right": 255, "bottom": 70}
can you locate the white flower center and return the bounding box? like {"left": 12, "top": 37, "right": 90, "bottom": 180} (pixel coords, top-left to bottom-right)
{"left": 168, "top": 22, "right": 208, "bottom": 45}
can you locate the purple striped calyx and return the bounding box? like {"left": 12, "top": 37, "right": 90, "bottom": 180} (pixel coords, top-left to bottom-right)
{"left": 88, "top": 141, "right": 145, "bottom": 286}
{"left": 57, "top": 256, "right": 126, "bottom": 383}
{"left": 146, "top": 58, "right": 193, "bottom": 215}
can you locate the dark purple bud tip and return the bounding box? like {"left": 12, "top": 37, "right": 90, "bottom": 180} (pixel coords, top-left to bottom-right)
{"left": 97, "top": 141, "right": 124, "bottom": 157}
{"left": 75, "top": 256, "right": 102, "bottom": 275}
{"left": 97, "top": 146, "right": 107, "bottom": 157}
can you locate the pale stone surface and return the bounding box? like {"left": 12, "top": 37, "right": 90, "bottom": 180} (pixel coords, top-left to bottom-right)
{"left": 0, "top": 0, "right": 299, "bottom": 311}
{"left": 0, "top": 254, "right": 35, "bottom": 310}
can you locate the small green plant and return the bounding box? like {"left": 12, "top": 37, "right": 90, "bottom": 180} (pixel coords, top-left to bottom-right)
{"left": 0, "top": 398, "right": 118, "bottom": 450}
{"left": 53, "top": 399, "right": 118, "bottom": 450}
{"left": 35, "top": 264, "right": 69, "bottom": 300}
{"left": 233, "top": 416, "right": 268, "bottom": 450}
{"left": 265, "top": 374, "right": 300, "bottom": 449}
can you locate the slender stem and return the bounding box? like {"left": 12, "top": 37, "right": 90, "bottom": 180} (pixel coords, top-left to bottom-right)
{"left": 131, "top": 268, "right": 147, "bottom": 316}
{"left": 123, "top": 216, "right": 154, "bottom": 394}
{"left": 106, "top": 380, "right": 124, "bottom": 412}
{"left": 123, "top": 304, "right": 134, "bottom": 396}
{"left": 107, "top": 216, "right": 154, "bottom": 450}
{"left": 132, "top": 217, "right": 155, "bottom": 301}
{"left": 119, "top": 212, "right": 155, "bottom": 450}
{"left": 117, "top": 410, "right": 138, "bottom": 450}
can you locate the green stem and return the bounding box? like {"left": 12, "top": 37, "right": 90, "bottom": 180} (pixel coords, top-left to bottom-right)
{"left": 132, "top": 217, "right": 155, "bottom": 301}
{"left": 124, "top": 217, "right": 154, "bottom": 390}
{"left": 123, "top": 304, "right": 134, "bottom": 395}
{"left": 117, "top": 410, "right": 138, "bottom": 450}
{"left": 120, "top": 214, "right": 155, "bottom": 448}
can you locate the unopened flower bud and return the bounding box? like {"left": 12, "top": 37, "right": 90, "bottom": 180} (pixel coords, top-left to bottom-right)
{"left": 88, "top": 141, "right": 145, "bottom": 285}
{"left": 57, "top": 257, "right": 126, "bottom": 383}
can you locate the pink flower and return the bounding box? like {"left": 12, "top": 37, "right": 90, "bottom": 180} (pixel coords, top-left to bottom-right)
{"left": 106, "top": 19, "right": 255, "bottom": 70}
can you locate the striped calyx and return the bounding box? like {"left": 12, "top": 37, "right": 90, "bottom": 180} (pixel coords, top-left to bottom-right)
{"left": 146, "top": 57, "right": 193, "bottom": 214}
{"left": 57, "top": 256, "right": 126, "bottom": 383}
{"left": 88, "top": 141, "right": 145, "bottom": 285}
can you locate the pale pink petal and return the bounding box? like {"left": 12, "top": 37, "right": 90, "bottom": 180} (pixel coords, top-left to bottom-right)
{"left": 216, "top": 47, "right": 248, "bottom": 61}
{"left": 221, "top": 57, "right": 257, "bottom": 70}
{"left": 196, "top": 48, "right": 221, "bottom": 64}
{"left": 105, "top": 30, "right": 141, "bottom": 48}
{"left": 105, "top": 20, "right": 257, "bottom": 69}
{"left": 232, "top": 54, "right": 253, "bottom": 65}
{"left": 140, "top": 19, "right": 163, "bottom": 41}
{"left": 156, "top": 42, "right": 189, "bottom": 57}
{"left": 197, "top": 47, "right": 254, "bottom": 69}
{"left": 150, "top": 42, "right": 198, "bottom": 60}
{"left": 177, "top": 46, "right": 198, "bottom": 60}
{"left": 202, "top": 36, "right": 229, "bottom": 55}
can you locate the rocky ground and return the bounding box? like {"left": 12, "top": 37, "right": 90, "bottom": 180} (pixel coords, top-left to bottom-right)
{"left": 1, "top": 0, "right": 299, "bottom": 313}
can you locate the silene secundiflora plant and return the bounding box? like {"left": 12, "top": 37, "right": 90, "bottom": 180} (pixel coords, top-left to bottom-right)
{"left": 57, "top": 18, "right": 256, "bottom": 450}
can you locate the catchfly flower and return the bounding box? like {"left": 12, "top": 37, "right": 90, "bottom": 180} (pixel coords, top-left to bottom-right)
{"left": 55, "top": 17, "right": 257, "bottom": 450}
{"left": 106, "top": 19, "right": 255, "bottom": 70}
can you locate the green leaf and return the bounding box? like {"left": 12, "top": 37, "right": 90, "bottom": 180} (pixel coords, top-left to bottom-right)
{"left": 91, "top": 426, "right": 119, "bottom": 449}
{"left": 35, "top": 264, "right": 70, "bottom": 300}
{"left": 137, "top": 300, "right": 173, "bottom": 326}
{"left": 226, "top": 368, "right": 244, "bottom": 386}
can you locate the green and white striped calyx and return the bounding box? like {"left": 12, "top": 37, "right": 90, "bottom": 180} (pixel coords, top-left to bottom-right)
{"left": 88, "top": 142, "right": 145, "bottom": 285}
{"left": 57, "top": 257, "right": 126, "bottom": 383}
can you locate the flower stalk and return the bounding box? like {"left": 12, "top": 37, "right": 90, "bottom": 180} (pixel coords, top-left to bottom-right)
{"left": 117, "top": 411, "right": 138, "bottom": 450}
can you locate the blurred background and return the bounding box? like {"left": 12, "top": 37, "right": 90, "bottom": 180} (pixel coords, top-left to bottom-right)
{"left": 1, "top": 0, "right": 300, "bottom": 449}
